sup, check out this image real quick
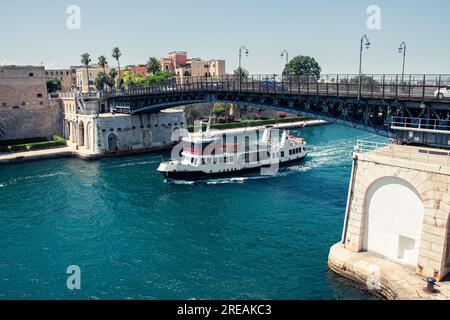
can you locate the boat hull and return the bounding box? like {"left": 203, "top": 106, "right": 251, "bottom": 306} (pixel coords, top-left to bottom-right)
{"left": 159, "top": 155, "right": 307, "bottom": 181}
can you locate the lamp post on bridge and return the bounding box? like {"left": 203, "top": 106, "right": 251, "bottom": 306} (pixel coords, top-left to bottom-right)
{"left": 398, "top": 41, "right": 406, "bottom": 84}
{"left": 238, "top": 45, "right": 249, "bottom": 93}
{"left": 358, "top": 34, "right": 371, "bottom": 100}
{"left": 280, "top": 49, "right": 289, "bottom": 69}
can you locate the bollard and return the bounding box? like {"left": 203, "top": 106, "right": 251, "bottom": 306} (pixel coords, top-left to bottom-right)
{"left": 425, "top": 277, "right": 437, "bottom": 293}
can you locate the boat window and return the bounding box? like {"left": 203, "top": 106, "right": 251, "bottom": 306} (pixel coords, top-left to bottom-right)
{"left": 289, "top": 150, "right": 292, "bottom": 155}
{"left": 224, "top": 156, "right": 227, "bottom": 163}
{"left": 207, "top": 158, "right": 211, "bottom": 164}
{"left": 191, "top": 158, "right": 194, "bottom": 164}
{"left": 229, "top": 156, "right": 233, "bottom": 163}
{"left": 213, "top": 158, "right": 217, "bottom": 164}
{"left": 281, "top": 151, "right": 285, "bottom": 157}
{"left": 202, "top": 158, "right": 206, "bottom": 165}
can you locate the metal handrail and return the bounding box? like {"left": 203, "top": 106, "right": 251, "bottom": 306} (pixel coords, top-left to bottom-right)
{"left": 354, "top": 140, "right": 450, "bottom": 166}
{"left": 104, "top": 74, "right": 450, "bottom": 106}
{"left": 391, "top": 116, "right": 450, "bottom": 132}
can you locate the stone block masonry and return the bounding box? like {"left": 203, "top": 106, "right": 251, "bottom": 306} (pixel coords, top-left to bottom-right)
{"left": 330, "top": 143, "right": 450, "bottom": 299}
{"left": 0, "top": 66, "right": 63, "bottom": 140}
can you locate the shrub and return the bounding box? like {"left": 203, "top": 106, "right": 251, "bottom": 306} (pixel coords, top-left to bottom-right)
{"left": 0, "top": 135, "right": 66, "bottom": 153}
{"left": 0, "top": 136, "right": 47, "bottom": 147}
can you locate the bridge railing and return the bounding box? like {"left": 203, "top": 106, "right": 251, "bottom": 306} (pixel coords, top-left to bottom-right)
{"left": 355, "top": 139, "right": 450, "bottom": 166}
{"left": 355, "top": 140, "right": 390, "bottom": 153}
{"left": 391, "top": 116, "right": 450, "bottom": 132}
{"left": 103, "top": 74, "right": 450, "bottom": 103}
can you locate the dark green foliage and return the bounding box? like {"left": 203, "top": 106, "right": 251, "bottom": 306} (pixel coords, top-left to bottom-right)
{"left": 282, "top": 55, "right": 321, "bottom": 78}
{"left": 46, "top": 77, "right": 62, "bottom": 93}
{"left": 0, "top": 135, "right": 66, "bottom": 152}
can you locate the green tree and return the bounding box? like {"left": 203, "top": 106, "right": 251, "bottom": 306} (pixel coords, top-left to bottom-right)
{"left": 213, "top": 103, "right": 228, "bottom": 117}
{"left": 187, "top": 107, "right": 202, "bottom": 122}
{"left": 116, "top": 77, "right": 125, "bottom": 90}
{"left": 98, "top": 55, "right": 108, "bottom": 73}
{"left": 108, "top": 68, "right": 118, "bottom": 88}
{"left": 233, "top": 67, "right": 249, "bottom": 78}
{"left": 0, "top": 117, "right": 5, "bottom": 137}
{"left": 112, "top": 47, "right": 122, "bottom": 77}
{"left": 94, "top": 72, "right": 111, "bottom": 91}
{"left": 45, "top": 77, "right": 62, "bottom": 93}
{"left": 81, "top": 53, "right": 92, "bottom": 91}
{"left": 282, "top": 55, "right": 321, "bottom": 78}
{"left": 341, "top": 75, "right": 379, "bottom": 85}
{"left": 146, "top": 57, "right": 161, "bottom": 75}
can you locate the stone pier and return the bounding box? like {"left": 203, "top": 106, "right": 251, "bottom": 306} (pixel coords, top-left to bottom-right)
{"left": 329, "top": 142, "right": 450, "bottom": 300}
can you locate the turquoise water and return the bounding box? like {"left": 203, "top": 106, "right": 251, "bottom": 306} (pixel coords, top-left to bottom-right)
{"left": 0, "top": 124, "right": 384, "bottom": 300}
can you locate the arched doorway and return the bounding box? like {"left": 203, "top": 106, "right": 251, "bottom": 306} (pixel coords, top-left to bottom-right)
{"left": 108, "top": 133, "right": 118, "bottom": 153}
{"left": 70, "top": 122, "right": 76, "bottom": 142}
{"left": 65, "top": 121, "right": 71, "bottom": 140}
{"left": 78, "top": 121, "right": 85, "bottom": 147}
{"left": 172, "top": 127, "right": 181, "bottom": 142}
{"left": 142, "top": 129, "right": 152, "bottom": 148}
{"left": 363, "top": 177, "right": 424, "bottom": 267}
{"left": 86, "top": 123, "right": 92, "bottom": 150}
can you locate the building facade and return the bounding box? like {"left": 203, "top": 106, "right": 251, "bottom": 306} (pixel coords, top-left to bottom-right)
{"left": 160, "top": 51, "right": 226, "bottom": 83}
{"left": 126, "top": 64, "right": 148, "bottom": 77}
{"left": 45, "top": 68, "right": 77, "bottom": 91}
{"left": 76, "top": 65, "right": 110, "bottom": 92}
{"left": 61, "top": 93, "right": 186, "bottom": 155}
{"left": 0, "top": 66, "right": 63, "bottom": 140}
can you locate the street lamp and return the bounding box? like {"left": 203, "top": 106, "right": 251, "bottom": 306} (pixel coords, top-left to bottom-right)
{"left": 238, "top": 45, "right": 249, "bottom": 93}
{"left": 280, "top": 49, "right": 289, "bottom": 68}
{"left": 398, "top": 41, "right": 406, "bottom": 83}
{"left": 358, "top": 34, "right": 371, "bottom": 100}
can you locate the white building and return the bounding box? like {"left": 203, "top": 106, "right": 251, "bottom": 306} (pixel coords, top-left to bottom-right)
{"left": 60, "top": 92, "right": 186, "bottom": 156}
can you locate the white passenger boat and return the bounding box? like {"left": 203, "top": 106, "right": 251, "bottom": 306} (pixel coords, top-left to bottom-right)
{"left": 157, "top": 125, "right": 307, "bottom": 181}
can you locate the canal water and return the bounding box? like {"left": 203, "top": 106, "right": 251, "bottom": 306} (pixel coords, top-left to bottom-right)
{"left": 0, "top": 124, "right": 384, "bottom": 300}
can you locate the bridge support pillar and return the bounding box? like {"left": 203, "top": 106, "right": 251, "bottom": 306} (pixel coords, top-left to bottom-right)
{"left": 329, "top": 143, "right": 450, "bottom": 299}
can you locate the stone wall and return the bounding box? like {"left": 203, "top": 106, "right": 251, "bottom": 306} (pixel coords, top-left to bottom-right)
{"left": 64, "top": 109, "right": 186, "bottom": 155}
{"left": 343, "top": 145, "right": 450, "bottom": 281}
{"left": 0, "top": 66, "right": 63, "bottom": 140}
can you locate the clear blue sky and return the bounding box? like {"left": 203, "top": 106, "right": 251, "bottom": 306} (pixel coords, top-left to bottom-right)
{"left": 1, "top": 0, "right": 449, "bottom": 74}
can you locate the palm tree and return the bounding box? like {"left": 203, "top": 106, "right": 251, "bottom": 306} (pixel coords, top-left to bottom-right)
{"left": 0, "top": 117, "right": 5, "bottom": 137}
{"left": 81, "top": 53, "right": 92, "bottom": 91}
{"left": 112, "top": 47, "right": 122, "bottom": 77}
{"left": 98, "top": 55, "right": 108, "bottom": 73}
{"left": 146, "top": 57, "right": 161, "bottom": 75}
{"left": 108, "top": 68, "right": 118, "bottom": 88}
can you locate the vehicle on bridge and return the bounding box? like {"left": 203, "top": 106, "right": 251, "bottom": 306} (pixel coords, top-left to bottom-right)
{"left": 259, "top": 80, "right": 288, "bottom": 91}
{"left": 157, "top": 126, "right": 307, "bottom": 181}
{"left": 200, "top": 82, "right": 224, "bottom": 90}
{"left": 434, "top": 86, "right": 450, "bottom": 99}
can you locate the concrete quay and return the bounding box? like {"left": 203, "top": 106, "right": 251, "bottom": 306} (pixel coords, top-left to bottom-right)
{"left": 329, "top": 243, "right": 450, "bottom": 300}
{"left": 0, "top": 142, "right": 175, "bottom": 165}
